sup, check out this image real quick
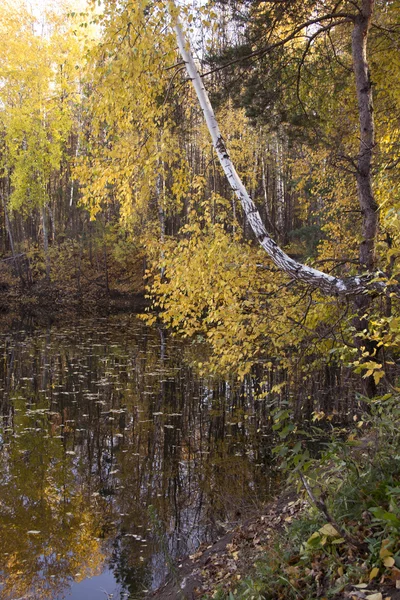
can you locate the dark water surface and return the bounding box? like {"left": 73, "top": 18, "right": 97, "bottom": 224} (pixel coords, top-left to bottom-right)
{"left": 0, "top": 315, "right": 275, "bottom": 599}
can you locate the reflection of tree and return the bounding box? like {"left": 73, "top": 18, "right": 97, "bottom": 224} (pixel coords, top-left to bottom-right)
{"left": 0, "top": 415, "right": 106, "bottom": 600}
{"left": 0, "top": 316, "right": 275, "bottom": 597}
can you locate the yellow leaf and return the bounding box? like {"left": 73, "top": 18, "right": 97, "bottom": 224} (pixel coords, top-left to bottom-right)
{"left": 373, "top": 370, "right": 385, "bottom": 385}
{"left": 380, "top": 547, "right": 392, "bottom": 559}
{"left": 318, "top": 523, "right": 340, "bottom": 537}
{"left": 380, "top": 540, "right": 392, "bottom": 559}
{"left": 369, "top": 567, "right": 380, "bottom": 580}
{"left": 383, "top": 556, "right": 395, "bottom": 568}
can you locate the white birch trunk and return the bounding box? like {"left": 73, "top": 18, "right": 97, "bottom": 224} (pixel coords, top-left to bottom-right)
{"left": 274, "top": 129, "right": 285, "bottom": 239}
{"left": 173, "top": 15, "right": 381, "bottom": 297}
{"left": 261, "top": 154, "right": 273, "bottom": 233}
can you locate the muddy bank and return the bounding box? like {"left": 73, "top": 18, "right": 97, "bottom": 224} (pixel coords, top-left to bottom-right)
{"left": 146, "top": 490, "right": 305, "bottom": 600}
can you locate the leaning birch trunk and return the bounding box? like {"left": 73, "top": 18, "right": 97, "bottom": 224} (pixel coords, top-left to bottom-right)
{"left": 172, "top": 14, "right": 382, "bottom": 298}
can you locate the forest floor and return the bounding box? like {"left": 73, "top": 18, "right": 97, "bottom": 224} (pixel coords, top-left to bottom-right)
{"left": 0, "top": 270, "right": 149, "bottom": 316}
{"left": 146, "top": 481, "right": 400, "bottom": 600}
{"left": 0, "top": 248, "right": 149, "bottom": 315}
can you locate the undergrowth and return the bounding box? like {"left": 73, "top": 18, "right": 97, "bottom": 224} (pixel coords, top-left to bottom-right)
{"left": 210, "top": 393, "right": 400, "bottom": 599}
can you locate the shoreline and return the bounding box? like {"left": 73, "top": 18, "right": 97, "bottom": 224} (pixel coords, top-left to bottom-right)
{"left": 0, "top": 281, "right": 150, "bottom": 318}
{"left": 145, "top": 489, "right": 305, "bottom": 600}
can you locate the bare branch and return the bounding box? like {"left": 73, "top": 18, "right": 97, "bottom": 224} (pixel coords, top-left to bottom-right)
{"left": 200, "top": 13, "right": 354, "bottom": 78}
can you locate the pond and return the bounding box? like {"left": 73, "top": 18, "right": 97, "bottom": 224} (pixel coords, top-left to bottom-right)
{"left": 0, "top": 314, "right": 276, "bottom": 600}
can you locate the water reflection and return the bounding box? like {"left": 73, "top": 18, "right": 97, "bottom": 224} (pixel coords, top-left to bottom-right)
{"left": 0, "top": 315, "right": 275, "bottom": 599}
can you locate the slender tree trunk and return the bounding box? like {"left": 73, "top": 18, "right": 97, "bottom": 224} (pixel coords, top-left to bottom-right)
{"left": 1, "top": 183, "right": 27, "bottom": 286}
{"left": 156, "top": 148, "right": 166, "bottom": 281}
{"left": 41, "top": 204, "right": 51, "bottom": 282}
{"left": 48, "top": 204, "right": 56, "bottom": 243}
{"left": 70, "top": 134, "right": 80, "bottom": 208}
{"left": 352, "top": 0, "right": 378, "bottom": 273}
{"left": 262, "top": 154, "right": 277, "bottom": 235}
{"left": 351, "top": 0, "right": 378, "bottom": 396}
{"left": 1, "top": 189, "right": 15, "bottom": 261}
{"left": 75, "top": 237, "right": 83, "bottom": 298}
{"left": 103, "top": 239, "right": 109, "bottom": 296}
{"left": 274, "top": 128, "right": 285, "bottom": 242}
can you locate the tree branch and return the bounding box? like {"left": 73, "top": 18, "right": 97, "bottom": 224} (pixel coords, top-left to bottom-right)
{"left": 200, "top": 13, "right": 354, "bottom": 78}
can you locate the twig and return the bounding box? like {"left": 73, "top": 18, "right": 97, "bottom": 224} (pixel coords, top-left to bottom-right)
{"left": 298, "top": 470, "right": 361, "bottom": 549}
{"left": 1, "top": 253, "right": 26, "bottom": 262}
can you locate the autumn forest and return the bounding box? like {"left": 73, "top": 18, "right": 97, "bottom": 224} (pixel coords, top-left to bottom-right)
{"left": 0, "top": 0, "right": 400, "bottom": 598}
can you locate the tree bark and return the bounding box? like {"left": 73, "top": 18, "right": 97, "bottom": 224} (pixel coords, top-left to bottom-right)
{"left": 351, "top": 0, "right": 379, "bottom": 397}
{"left": 352, "top": 0, "right": 378, "bottom": 273}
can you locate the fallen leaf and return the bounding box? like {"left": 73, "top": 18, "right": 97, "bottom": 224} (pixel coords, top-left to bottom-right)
{"left": 391, "top": 567, "right": 400, "bottom": 582}
{"left": 319, "top": 523, "right": 340, "bottom": 537}
{"left": 383, "top": 556, "right": 395, "bottom": 568}
{"left": 369, "top": 567, "right": 380, "bottom": 580}
{"left": 366, "top": 594, "right": 382, "bottom": 600}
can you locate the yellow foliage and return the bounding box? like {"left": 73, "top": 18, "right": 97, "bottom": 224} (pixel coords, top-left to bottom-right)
{"left": 144, "top": 204, "right": 350, "bottom": 379}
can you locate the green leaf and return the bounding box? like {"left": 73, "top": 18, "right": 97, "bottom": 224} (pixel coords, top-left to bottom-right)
{"left": 370, "top": 507, "right": 400, "bottom": 527}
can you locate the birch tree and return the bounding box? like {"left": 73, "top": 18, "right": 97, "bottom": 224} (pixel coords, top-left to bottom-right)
{"left": 0, "top": 2, "right": 83, "bottom": 280}
{"left": 171, "top": 0, "right": 393, "bottom": 299}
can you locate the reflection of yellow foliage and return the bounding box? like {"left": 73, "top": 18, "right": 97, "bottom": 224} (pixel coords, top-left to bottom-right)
{"left": 0, "top": 502, "right": 105, "bottom": 600}
{"left": 0, "top": 408, "right": 106, "bottom": 600}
